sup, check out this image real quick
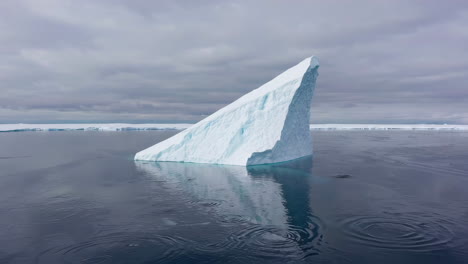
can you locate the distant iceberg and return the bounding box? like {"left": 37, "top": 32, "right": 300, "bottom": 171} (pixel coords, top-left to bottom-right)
{"left": 135, "top": 57, "right": 320, "bottom": 166}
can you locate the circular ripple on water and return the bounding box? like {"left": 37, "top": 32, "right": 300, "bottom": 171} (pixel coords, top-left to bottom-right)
{"left": 211, "top": 220, "right": 324, "bottom": 260}
{"left": 189, "top": 199, "right": 223, "bottom": 208}
{"left": 339, "top": 213, "right": 456, "bottom": 252}
{"left": 37, "top": 232, "right": 190, "bottom": 263}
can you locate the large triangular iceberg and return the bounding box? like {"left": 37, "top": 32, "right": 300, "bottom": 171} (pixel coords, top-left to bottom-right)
{"left": 135, "top": 56, "right": 319, "bottom": 166}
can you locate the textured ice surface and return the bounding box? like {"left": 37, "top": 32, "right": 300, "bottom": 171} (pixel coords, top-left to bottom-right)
{"left": 135, "top": 57, "right": 320, "bottom": 166}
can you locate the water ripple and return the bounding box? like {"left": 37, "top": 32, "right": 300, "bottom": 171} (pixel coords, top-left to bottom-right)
{"left": 36, "top": 232, "right": 191, "bottom": 263}
{"left": 207, "top": 221, "right": 324, "bottom": 260}
{"left": 339, "top": 212, "right": 456, "bottom": 252}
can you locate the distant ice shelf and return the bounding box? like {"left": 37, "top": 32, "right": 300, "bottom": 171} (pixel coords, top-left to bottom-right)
{"left": 0, "top": 123, "right": 192, "bottom": 132}
{"left": 1, "top": 123, "right": 467, "bottom": 133}
{"left": 309, "top": 124, "right": 468, "bottom": 131}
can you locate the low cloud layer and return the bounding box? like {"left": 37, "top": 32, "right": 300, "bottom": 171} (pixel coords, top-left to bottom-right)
{"left": 1, "top": 0, "right": 467, "bottom": 123}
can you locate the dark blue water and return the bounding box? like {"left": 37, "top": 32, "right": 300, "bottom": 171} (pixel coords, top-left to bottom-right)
{"left": 1, "top": 131, "right": 467, "bottom": 263}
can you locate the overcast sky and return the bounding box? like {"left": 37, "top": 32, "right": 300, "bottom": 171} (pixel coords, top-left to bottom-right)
{"left": 0, "top": 0, "right": 467, "bottom": 124}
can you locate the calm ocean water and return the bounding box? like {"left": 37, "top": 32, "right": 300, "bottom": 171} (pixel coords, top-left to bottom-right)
{"left": 0, "top": 131, "right": 467, "bottom": 263}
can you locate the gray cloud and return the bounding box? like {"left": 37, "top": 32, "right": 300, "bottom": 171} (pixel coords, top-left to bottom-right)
{"left": 0, "top": 0, "right": 467, "bottom": 124}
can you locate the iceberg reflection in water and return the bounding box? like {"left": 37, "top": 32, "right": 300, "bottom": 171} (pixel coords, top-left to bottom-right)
{"left": 135, "top": 156, "right": 327, "bottom": 259}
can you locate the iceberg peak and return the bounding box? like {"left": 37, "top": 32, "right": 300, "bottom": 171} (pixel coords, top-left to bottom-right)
{"left": 135, "top": 56, "right": 320, "bottom": 166}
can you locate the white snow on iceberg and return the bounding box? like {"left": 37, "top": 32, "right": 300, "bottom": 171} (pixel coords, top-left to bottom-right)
{"left": 135, "top": 56, "right": 320, "bottom": 166}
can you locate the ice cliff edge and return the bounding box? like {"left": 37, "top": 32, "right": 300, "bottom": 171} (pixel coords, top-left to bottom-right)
{"left": 135, "top": 56, "right": 319, "bottom": 166}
